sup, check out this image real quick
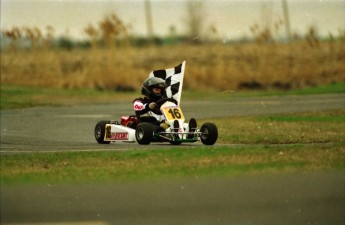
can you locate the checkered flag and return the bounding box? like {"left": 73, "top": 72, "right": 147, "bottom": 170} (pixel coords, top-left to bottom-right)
{"left": 148, "top": 61, "right": 186, "bottom": 105}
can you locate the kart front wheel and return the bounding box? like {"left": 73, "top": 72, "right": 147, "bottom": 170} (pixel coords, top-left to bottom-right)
{"left": 135, "top": 122, "right": 154, "bottom": 145}
{"left": 94, "top": 121, "right": 111, "bottom": 144}
{"left": 200, "top": 123, "right": 218, "bottom": 145}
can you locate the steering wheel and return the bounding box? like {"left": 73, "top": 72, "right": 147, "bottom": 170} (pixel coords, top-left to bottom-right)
{"left": 155, "top": 97, "right": 178, "bottom": 108}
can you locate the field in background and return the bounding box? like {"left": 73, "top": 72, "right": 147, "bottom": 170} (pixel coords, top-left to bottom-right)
{"left": 1, "top": 40, "right": 344, "bottom": 92}
{"left": 1, "top": 21, "right": 344, "bottom": 184}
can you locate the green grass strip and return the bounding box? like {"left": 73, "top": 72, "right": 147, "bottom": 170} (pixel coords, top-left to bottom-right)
{"left": 261, "top": 115, "right": 345, "bottom": 122}
{"left": 1, "top": 143, "right": 344, "bottom": 185}
{"left": 1, "top": 82, "right": 344, "bottom": 109}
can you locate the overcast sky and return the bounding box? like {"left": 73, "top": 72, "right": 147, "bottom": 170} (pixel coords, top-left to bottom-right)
{"left": 1, "top": 0, "right": 344, "bottom": 41}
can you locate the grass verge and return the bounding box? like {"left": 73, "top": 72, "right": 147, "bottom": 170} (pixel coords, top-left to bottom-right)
{"left": 210, "top": 109, "right": 345, "bottom": 144}
{"left": 1, "top": 143, "right": 344, "bottom": 185}
{"left": 1, "top": 82, "right": 344, "bottom": 109}
{"left": 0, "top": 85, "right": 139, "bottom": 109}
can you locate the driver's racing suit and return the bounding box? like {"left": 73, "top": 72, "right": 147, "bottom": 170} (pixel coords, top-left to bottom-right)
{"left": 133, "top": 97, "right": 164, "bottom": 124}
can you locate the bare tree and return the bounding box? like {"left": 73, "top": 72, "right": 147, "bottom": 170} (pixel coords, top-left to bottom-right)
{"left": 99, "top": 13, "right": 127, "bottom": 48}
{"left": 185, "top": 0, "right": 205, "bottom": 43}
{"left": 282, "top": 0, "right": 292, "bottom": 41}
{"left": 84, "top": 24, "right": 99, "bottom": 48}
{"left": 145, "top": 0, "right": 154, "bottom": 44}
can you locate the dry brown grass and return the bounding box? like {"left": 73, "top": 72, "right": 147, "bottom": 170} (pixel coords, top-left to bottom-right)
{"left": 1, "top": 40, "right": 344, "bottom": 91}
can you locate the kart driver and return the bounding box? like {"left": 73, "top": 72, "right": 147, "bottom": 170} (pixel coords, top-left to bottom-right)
{"left": 133, "top": 77, "right": 169, "bottom": 129}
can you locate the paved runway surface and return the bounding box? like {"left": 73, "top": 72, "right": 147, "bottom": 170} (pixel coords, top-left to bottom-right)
{"left": 1, "top": 93, "right": 344, "bottom": 224}
{"left": 1, "top": 171, "right": 344, "bottom": 225}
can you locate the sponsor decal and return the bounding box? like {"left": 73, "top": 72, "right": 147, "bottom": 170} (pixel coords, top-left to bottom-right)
{"left": 134, "top": 101, "right": 144, "bottom": 111}
{"left": 113, "top": 132, "right": 128, "bottom": 140}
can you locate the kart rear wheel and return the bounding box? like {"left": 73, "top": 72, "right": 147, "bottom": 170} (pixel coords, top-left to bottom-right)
{"left": 94, "top": 121, "right": 111, "bottom": 144}
{"left": 135, "top": 122, "right": 154, "bottom": 145}
{"left": 200, "top": 123, "right": 218, "bottom": 145}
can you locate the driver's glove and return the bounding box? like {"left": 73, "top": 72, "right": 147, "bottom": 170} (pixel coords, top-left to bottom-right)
{"left": 148, "top": 102, "right": 157, "bottom": 110}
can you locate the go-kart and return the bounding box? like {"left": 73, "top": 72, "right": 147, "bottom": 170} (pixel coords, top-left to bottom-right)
{"left": 95, "top": 61, "right": 218, "bottom": 145}
{"left": 94, "top": 97, "right": 218, "bottom": 145}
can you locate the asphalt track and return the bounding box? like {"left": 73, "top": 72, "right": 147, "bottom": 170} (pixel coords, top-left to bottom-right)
{"left": 2, "top": 171, "right": 344, "bottom": 225}
{"left": 1, "top": 93, "right": 344, "bottom": 153}
{"left": 1, "top": 93, "right": 345, "bottom": 225}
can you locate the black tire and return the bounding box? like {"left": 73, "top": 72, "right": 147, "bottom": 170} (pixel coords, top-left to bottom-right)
{"left": 135, "top": 122, "right": 154, "bottom": 145}
{"left": 94, "top": 121, "right": 111, "bottom": 144}
{"left": 200, "top": 123, "right": 218, "bottom": 145}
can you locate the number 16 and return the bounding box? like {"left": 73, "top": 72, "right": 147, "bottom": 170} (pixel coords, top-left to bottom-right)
{"left": 168, "top": 108, "right": 181, "bottom": 119}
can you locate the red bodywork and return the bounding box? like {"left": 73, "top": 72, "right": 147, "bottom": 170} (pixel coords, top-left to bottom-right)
{"left": 121, "top": 115, "right": 139, "bottom": 127}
